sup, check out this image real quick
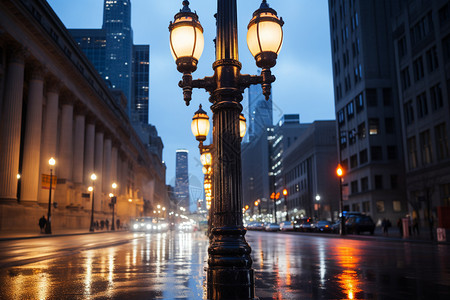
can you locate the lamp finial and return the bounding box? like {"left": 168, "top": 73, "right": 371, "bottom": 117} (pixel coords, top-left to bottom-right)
{"left": 181, "top": 1, "right": 191, "bottom": 13}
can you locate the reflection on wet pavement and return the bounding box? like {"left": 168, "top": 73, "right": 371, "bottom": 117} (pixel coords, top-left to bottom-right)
{"left": 0, "top": 232, "right": 209, "bottom": 299}
{"left": 0, "top": 231, "right": 449, "bottom": 299}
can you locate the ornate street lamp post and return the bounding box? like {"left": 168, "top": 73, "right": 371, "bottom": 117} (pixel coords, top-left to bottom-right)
{"left": 111, "top": 182, "right": 117, "bottom": 230}
{"left": 45, "top": 157, "right": 56, "bottom": 234}
{"left": 336, "top": 164, "right": 345, "bottom": 236}
{"left": 169, "top": 1, "right": 283, "bottom": 298}
{"left": 89, "top": 173, "right": 97, "bottom": 232}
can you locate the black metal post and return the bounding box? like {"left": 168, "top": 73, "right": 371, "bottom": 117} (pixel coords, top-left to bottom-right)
{"left": 89, "top": 184, "right": 95, "bottom": 232}
{"left": 339, "top": 177, "right": 345, "bottom": 236}
{"left": 111, "top": 197, "right": 115, "bottom": 231}
{"left": 273, "top": 199, "right": 277, "bottom": 223}
{"left": 284, "top": 195, "right": 289, "bottom": 221}
{"left": 206, "top": 1, "right": 255, "bottom": 298}
{"left": 45, "top": 169, "right": 53, "bottom": 234}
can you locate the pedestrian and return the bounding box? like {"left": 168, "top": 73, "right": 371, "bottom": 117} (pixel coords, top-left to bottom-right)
{"left": 116, "top": 219, "right": 120, "bottom": 230}
{"left": 95, "top": 220, "right": 99, "bottom": 230}
{"left": 382, "top": 218, "right": 389, "bottom": 236}
{"left": 413, "top": 217, "right": 419, "bottom": 235}
{"left": 100, "top": 220, "right": 105, "bottom": 230}
{"left": 105, "top": 219, "right": 109, "bottom": 230}
{"left": 39, "top": 216, "right": 47, "bottom": 233}
{"left": 397, "top": 218, "right": 403, "bottom": 237}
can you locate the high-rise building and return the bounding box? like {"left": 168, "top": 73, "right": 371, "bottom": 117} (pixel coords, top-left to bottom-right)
{"left": 328, "top": 0, "right": 408, "bottom": 222}
{"left": 391, "top": 0, "right": 450, "bottom": 221}
{"left": 69, "top": 0, "right": 147, "bottom": 123}
{"left": 175, "top": 149, "right": 190, "bottom": 210}
{"left": 247, "top": 80, "right": 273, "bottom": 142}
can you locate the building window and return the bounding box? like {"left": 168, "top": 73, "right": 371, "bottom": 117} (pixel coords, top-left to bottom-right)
{"left": 348, "top": 129, "right": 356, "bottom": 145}
{"left": 361, "top": 177, "right": 369, "bottom": 192}
{"left": 385, "top": 118, "right": 394, "bottom": 134}
{"left": 407, "top": 136, "right": 418, "bottom": 169}
{"left": 366, "top": 88, "right": 377, "bottom": 107}
{"left": 435, "top": 123, "right": 449, "bottom": 161}
{"left": 404, "top": 100, "right": 415, "bottom": 125}
{"left": 371, "top": 146, "right": 383, "bottom": 161}
{"left": 426, "top": 46, "right": 439, "bottom": 73}
{"left": 356, "top": 93, "right": 364, "bottom": 113}
{"left": 393, "top": 201, "right": 402, "bottom": 212}
{"left": 401, "top": 67, "right": 411, "bottom": 90}
{"left": 413, "top": 56, "right": 425, "bottom": 81}
{"left": 420, "top": 130, "right": 433, "bottom": 165}
{"left": 376, "top": 201, "right": 385, "bottom": 213}
{"left": 351, "top": 180, "right": 358, "bottom": 194}
{"left": 387, "top": 146, "right": 397, "bottom": 160}
{"left": 338, "top": 109, "right": 345, "bottom": 126}
{"left": 358, "top": 122, "right": 366, "bottom": 139}
{"left": 340, "top": 130, "right": 347, "bottom": 149}
{"left": 374, "top": 175, "right": 383, "bottom": 190}
{"left": 369, "top": 118, "right": 379, "bottom": 135}
{"left": 350, "top": 154, "right": 358, "bottom": 169}
{"left": 346, "top": 101, "right": 354, "bottom": 120}
{"left": 398, "top": 36, "right": 407, "bottom": 58}
{"left": 416, "top": 92, "right": 428, "bottom": 118}
{"left": 410, "top": 12, "right": 433, "bottom": 47}
{"left": 430, "top": 83, "right": 443, "bottom": 111}
{"left": 439, "top": 3, "right": 450, "bottom": 28}
{"left": 362, "top": 201, "right": 370, "bottom": 214}
{"left": 391, "top": 175, "right": 398, "bottom": 189}
{"left": 443, "top": 34, "right": 450, "bottom": 63}
{"left": 360, "top": 149, "right": 368, "bottom": 164}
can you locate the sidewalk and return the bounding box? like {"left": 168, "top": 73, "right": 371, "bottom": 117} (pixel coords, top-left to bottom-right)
{"left": 0, "top": 228, "right": 118, "bottom": 241}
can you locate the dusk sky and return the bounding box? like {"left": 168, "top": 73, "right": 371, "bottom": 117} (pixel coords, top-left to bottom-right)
{"left": 47, "top": 0, "right": 334, "bottom": 207}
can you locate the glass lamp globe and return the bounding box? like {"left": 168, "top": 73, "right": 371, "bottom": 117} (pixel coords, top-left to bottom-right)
{"left": 239, "top": 114, "right": 247, "bottom": 138}
{"left": 169, "top": 0, "right": 204, "bottom": 73}
{"left": 247, "top": 0, "right": 284, "bottom": 69}
{"left": 200, "top": 152, "right": 212, "bottom": 166}
{"left": 191, "top": 104, "right": 210, "bottom": 142}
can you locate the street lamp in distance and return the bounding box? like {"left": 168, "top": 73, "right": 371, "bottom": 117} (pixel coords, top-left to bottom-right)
{"left": 282, "top": 188, "right": 288, "bottom": 221}
{"left": 45, "top": 157, "right": 56, "bottom": 234}
{"left": 89, "top": 173, "right": 97, "bottom": 232}
{"left": 336, "top": 164, "right": 345, "bottom": 236}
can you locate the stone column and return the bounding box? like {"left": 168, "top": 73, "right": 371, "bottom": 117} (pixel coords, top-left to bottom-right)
{"left": 0, "top": 48, "right": 25, "bottom": 202}
{"left": 58, "top": 99, "right": 74, "bottom": 181}
{"left": 94, "top": 130, "right": 104, "bottom": 211}
{"left": 38, "top": 80, "right": 60, "bottom": 204}
{"left": 111, "top": 144, "right": 118, "bottom": 185}
{"left": 72, "top": 113, "right": 86, "bottom": 184}
{"left": 103, "top": 137, "right": 112, "bottom": 195}
{"left": 20, "top": 64, "right": 45, "bottom": 203}
{"left": 84, "top": 119, "right": 95, "bottom": 184}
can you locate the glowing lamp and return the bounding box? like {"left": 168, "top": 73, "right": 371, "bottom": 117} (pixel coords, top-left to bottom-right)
{"left": 191, "top": 104, "right": 210, "bottom": 142}
{"left": 239, "top": 114, "right": 247, "bottom": 138}
{"left": 247, "top": 0, "right": 284, "bottom": 69}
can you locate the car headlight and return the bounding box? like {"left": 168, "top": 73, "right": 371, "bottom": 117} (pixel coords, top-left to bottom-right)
{"left": 133, "top": 224, "right": 139, "bottom": 229}
{"left": 146, "top": 224, "right": 151, "bottom": 230}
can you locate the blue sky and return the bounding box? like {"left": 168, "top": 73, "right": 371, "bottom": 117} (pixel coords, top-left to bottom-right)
{"left": 47, "top": 0, "right": 334, "bottom": 209}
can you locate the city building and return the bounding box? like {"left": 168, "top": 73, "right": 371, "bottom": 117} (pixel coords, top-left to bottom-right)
{"left": 392, "top": 0, "right": 450, "bottom": 223}
{"left": 328, "top": 0, "right": 408, "bottom": 222}
{"left": 281, "top": 121, "right": 339, "bottom": 221}
{"left": 175, "top": 149, "right": 190, "bottom": 211}
{"left": 69, "top": 1, "right": 159, "bottom": 155}
{"left": 247, "top": 80, "right": 273, "bottom": 142}
{"left": 0, "top": 0, "right": 166, "bottom": 230}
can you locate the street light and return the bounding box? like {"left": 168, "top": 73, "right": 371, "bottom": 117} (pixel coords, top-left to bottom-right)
{"left": 336, "top": 164, "right": 345, "bottom": 236}
{"left": 170, "top": 1, "right": 283, "bottom": 297}
{"left": 45, "top": 157, "right": 56, "bottom": 234}
{"left": 89, "top": 173, "right": 97, "bottom": 232}
{"left": 283, "top": 188, "right": 288, "bottom": 221}
{"left": 315, "top": 195, "right": 321, "bottom": 220}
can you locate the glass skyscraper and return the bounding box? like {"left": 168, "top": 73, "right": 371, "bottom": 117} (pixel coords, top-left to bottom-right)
{"left": 175, "top": 149, "right": 190, "bottom": 211}
{"left": 247, "top": 80, "right": 273, "bottom": 142}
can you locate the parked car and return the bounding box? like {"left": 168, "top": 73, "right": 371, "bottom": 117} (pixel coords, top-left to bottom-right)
{"left": 315, "top": 220, "right": 333, "bottom": 233}
{"left": 294, "top": 218, "right": 314, "bottom": 231}
{"left": 279, "top": 221, "right": 294, "bottom": 231}
{"left": 331, "top": 220, "right": 342, "bottom": 233}
{"left": 345, "top": 215, "right": 376, "bottom": 234}
{"left": 265, "top": 223, "right": 280, "bottom": 232}
{"left": 247, "top": 222, "right": 265, "bottom": 231}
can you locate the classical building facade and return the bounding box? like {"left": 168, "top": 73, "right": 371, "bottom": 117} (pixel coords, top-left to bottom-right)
{"left": 0, "top": 0, "right": 166, "bottom": 230}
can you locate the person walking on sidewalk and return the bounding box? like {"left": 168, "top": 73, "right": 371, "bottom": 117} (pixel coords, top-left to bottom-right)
{"left": 39, "top": 216, "right": 47, "bottom": 233}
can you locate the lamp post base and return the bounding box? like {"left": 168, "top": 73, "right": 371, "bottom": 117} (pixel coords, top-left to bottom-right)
{"left": 207, "top": 268, "right": 255, "bottom": 300}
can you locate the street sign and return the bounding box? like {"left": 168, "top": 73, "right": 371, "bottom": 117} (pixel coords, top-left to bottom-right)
{"left": 41, "top": 174, "right": 57, "bottom": 189}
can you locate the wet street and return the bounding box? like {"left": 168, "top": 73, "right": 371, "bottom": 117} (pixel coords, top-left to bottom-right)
{"left": 0, "top": 231, "right": 449, "bottom": 299}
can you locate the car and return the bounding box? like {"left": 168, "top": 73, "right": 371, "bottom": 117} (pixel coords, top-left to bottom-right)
{"left": 265, "top": 223, "right": 280, "bottom": 232}
{"left": 130, "top": 217, "right": 155, "bottom": 232}
{"left": 315, "top": 220, "right": 333, "bottom": 233}
{"left": 294, "top": 218, "right": 313, "bottom": 231}
{"left": 279, "top": 221, "right": 294, "bottom": 231}
{"left": 247, "top": 222, "right": 265, "bottom": 231}
{"left": 345, "top": 215, "right": 376, "bottom": 235}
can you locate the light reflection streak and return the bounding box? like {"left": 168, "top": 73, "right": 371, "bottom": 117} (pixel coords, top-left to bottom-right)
{"left": 84, "top": 250, "right": 93, "bottom": 299}
{"left": 37, "top": 268, "right": 49, "bottom": 300}
{"left": 334, "top": 242, "right": 362, "bottom": 299}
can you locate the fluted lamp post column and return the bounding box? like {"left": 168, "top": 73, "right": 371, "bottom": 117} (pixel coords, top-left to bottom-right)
{"left": 169, "top": 1, "right": 283, "bottom": 298}
{"left": 45, "top": 157, "right": 56, "bottom": 234}
{"left": 89, "top": 173, "right": 97, "bottom": 232}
